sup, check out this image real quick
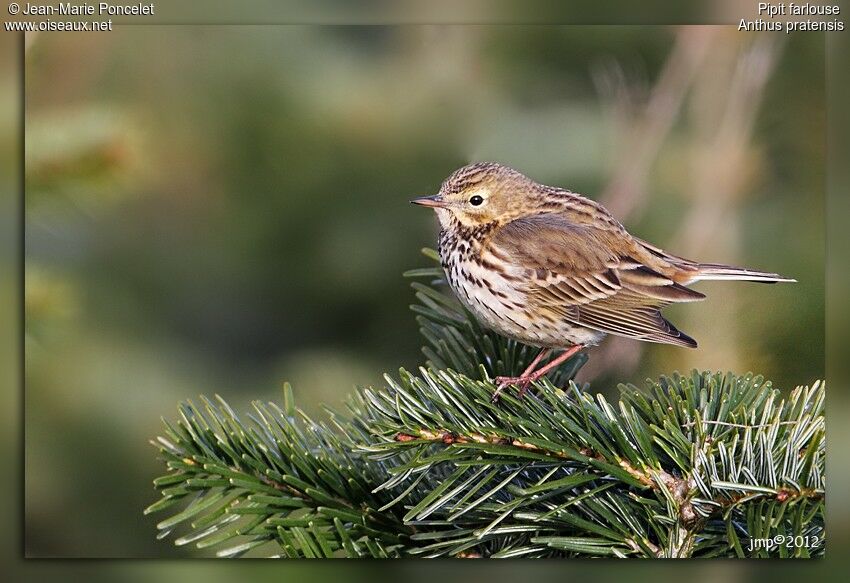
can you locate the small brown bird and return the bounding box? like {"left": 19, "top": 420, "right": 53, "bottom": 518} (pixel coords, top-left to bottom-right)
{"left": 412, "top": 162, "right": 794, "bottom": 400}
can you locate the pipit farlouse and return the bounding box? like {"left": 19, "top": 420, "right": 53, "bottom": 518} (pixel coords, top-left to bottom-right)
{"left": 412, "top": 162, "right": 794, "bottom": 401}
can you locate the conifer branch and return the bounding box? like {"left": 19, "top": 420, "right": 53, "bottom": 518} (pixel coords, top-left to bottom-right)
{"left": 146, "top": 250, "right": 825, "bottom": 558}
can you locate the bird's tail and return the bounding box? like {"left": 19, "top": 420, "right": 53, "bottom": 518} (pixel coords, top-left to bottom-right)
{"left": 634, "top": 238, "right": 796, "bottom": 284}
{"left": 691, "top": 262, "right": 796, "bottom": 284}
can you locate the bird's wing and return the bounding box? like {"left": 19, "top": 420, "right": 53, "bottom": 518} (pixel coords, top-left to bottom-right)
{"left": 489, "top": 213, "right": 703, "bottom": 347}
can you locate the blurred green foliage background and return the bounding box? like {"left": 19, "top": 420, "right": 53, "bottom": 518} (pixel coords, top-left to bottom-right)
{"left": 24, "top": 26, "right": 823, "bottom": 557}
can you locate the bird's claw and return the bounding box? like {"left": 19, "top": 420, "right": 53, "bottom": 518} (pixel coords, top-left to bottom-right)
{"left": 491, "top": 376, "right": 533, "bottom": 402}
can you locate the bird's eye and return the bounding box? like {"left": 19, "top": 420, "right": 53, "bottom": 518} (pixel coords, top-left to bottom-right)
{"left": 469, "top": 195, "right": 484, "bottom": 206}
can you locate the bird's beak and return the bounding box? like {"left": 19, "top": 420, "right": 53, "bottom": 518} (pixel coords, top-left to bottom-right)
{"left": 410, "top": 194, "right": 450, "bottom": 209}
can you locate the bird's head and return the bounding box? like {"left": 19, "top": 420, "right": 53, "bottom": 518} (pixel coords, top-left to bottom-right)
{"left": 412, "top": 162, "right": 542, "bottom": 229}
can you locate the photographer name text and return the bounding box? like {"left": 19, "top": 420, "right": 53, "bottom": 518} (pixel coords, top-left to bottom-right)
{"left": 19, "top": 3, "right": 154, "bottom": 16}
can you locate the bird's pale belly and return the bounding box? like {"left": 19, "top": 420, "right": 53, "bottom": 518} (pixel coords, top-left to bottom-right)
{"left": 443, "top": 255, "right": 606, "bottom": 349}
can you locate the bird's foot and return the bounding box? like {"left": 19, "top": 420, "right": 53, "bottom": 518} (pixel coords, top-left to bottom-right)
{"left": 490, "top": 344, "right": 585, "bottom": 402}
{"left": 491, "top": 375, "right": 535, "bottom": 402}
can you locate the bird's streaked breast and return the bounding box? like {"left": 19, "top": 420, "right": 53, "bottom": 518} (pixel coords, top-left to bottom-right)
{"left": 438, "top": 226, "right": 606, "bottom": 348}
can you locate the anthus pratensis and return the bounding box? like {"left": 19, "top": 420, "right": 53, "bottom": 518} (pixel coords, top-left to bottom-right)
{"left": 412, "top": 162, "right": 794, "bottom": 400}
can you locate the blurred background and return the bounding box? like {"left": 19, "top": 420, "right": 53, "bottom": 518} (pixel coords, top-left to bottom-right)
{"left": 23, "top": 26, "right": 823, "bottom": 558}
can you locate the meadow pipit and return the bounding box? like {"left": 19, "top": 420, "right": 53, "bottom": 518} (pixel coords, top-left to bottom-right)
{"left": 412, "top": 162, "right": 794, "bottom": 400}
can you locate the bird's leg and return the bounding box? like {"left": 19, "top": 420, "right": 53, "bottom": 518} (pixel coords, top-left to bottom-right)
{"left": 519, "top": 348, "right": 553, "bottom": 377}
{"left": 523, "top": 344, "right": 584, "bottom": 384}
{"left": 492, "top": 345, "right": 584, "bottom": 401}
